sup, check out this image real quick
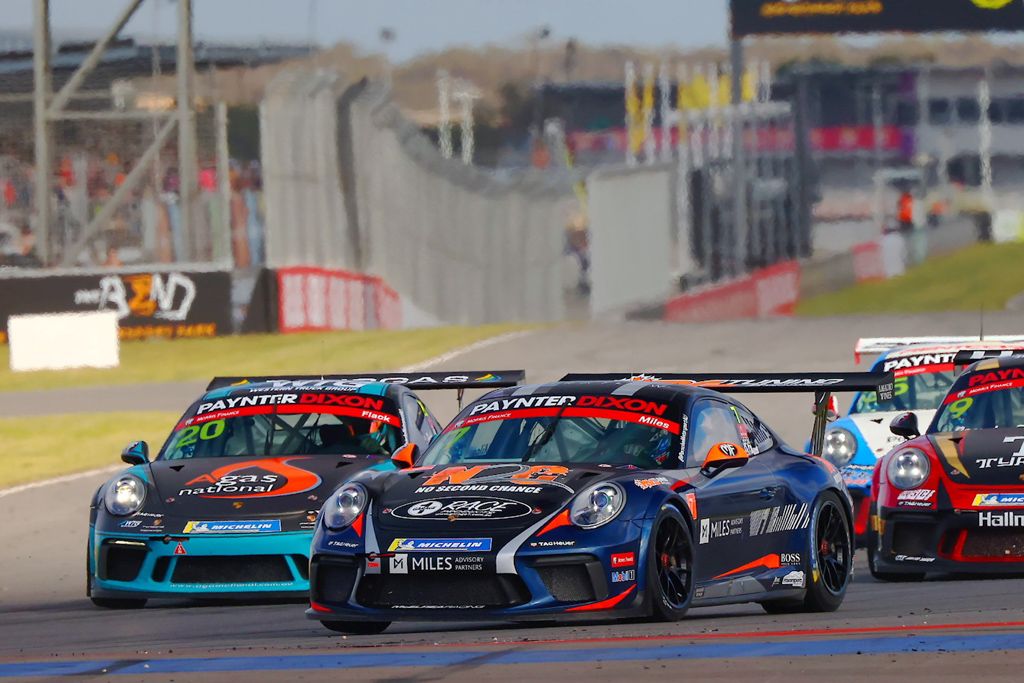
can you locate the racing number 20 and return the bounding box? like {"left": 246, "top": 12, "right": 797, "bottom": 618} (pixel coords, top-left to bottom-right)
{"left": 177, "top": 419, "right": 226, "bottom": 447}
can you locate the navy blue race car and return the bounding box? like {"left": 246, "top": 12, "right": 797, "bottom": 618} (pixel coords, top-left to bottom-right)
{"left": 307, "top": 371, "right": 892, "bottom": 634}
{"left": 88, "top": 371, "right": 522, "bottom": 608}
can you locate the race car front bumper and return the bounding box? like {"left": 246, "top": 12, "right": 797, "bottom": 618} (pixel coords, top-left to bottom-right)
{"left": 306, "top": 550, "right": 648, "bottom": 623}
{"left": 873, "top": 507, "right": 1024, "bottom": 575}
{"left": 88, "top": 527, "right": 313, "bottom": 599}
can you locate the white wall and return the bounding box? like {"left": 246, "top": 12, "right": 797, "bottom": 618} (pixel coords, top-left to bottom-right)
{"left": 588, "top": 164, "right": 675, "bottom": 317}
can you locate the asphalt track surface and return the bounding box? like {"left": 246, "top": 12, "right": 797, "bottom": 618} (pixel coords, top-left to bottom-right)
{"left": 3, "top": 313, "right": 1024, "bottom": 681}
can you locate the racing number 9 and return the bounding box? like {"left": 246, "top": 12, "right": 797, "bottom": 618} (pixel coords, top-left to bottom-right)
{"left": 946, "top": 397, "right": 973, "bottom": 420}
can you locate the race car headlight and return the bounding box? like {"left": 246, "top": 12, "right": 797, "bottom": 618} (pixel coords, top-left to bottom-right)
{"left": 887, "top": 448, "right": 931, "bottom": 490}
{"left": 569, "top": 482, "right": 626, "bottom": 529}
{"left": 324, "top": 483, "right": 368, "bottom": 530}
{"left": 104, "top": 475, "right": 146, "bottom": 516}
{"left": 823, "top": 428, "right": 857, "bottom": 467}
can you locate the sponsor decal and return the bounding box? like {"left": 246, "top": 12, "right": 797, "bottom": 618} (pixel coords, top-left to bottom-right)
{"left": 611, "top": 552, "right": 636, "bottom": 568}
{"left": 780, "top": 553, "right": 802, "bottom": 565}
{"left": 119, "top": 520, "right": 142, "bottom": 528}
{"left": 390, "top": 554, "right": 408, "bottom": 574}
{"left": 452, "top": 395, "right": 681, "bottom": 435}
{"left": 882, "top": 353, "right": 956, "bottom": 376}
{"left": 328, "top": 540, "right": 359, "bottom": 548}
{"left": 74, "top": 272, "right": 196, "bottom": 321}
{"left": 946, "top": 369, "right": 1024, "bottom": 403}
{"left": 973, "top": 493, "right": 1024, "bottom": 507}
{"left": 699, "top": 516, "right": 744, "bottom": 544}
{"left": 176, "top": 457, "right": 321, "bottom": 499}
{"left": 977, "top": 454, "right": 1024, "bottom": 470}
{"left": 694, "top": 586, "right": 705, "bottom": 599}
{"left": 386, "top": 554, "right": 486, "bottom": 573}
{"left": 390, "top": 497, "right": 534, "bottom": 521}
{"left": 633, "top": 477, "right": 670, "bottom": 490}
{"left": 387, "top": 538, "right": 492, "bottom": 553}
{"left": 895, "top": 555, "right": 936, "bottom": 563}
{"left": 183, "top": 520, "right": 282, "bottom": 534}
{"left": 897, "top": 489, "right": 936, "bottom": 507}
{"left": 719, "top": 443, "right": 739, "bottom": 457}
{"left": 529, "top": 540, "right": 576, "bottom": 548}
{"left": 979, "top": 510, "right": 1024, "bottom": 527}
{"left": 781, "top": 570, "right": 805, "bottom": 588}
{"left": 416, "top": 464, "right": 572, "bottom": 494}
{"left": 749, "top": 504, "right": 811, "bottom": 537}
{"left": 611, "top": 569, "right": 636, "bottom": 583}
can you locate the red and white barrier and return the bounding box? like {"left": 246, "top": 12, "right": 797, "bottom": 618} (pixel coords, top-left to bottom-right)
{"left": 276, "top": 267, "right": 401, "bottom": 333}
{"left": 664, "top": 261, "right": 801, "bottom": 323}
{"left": 852, "top": 241, "right": 886, "bottom": 283}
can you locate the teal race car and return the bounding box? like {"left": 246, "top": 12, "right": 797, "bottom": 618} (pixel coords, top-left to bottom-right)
{"left": 87, "top": 371, "right": 522, "bottom": 608}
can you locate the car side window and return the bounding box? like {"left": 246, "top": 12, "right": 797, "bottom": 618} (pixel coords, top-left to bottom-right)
{"left": 402, "top": 395, "right": 430, "bottom": 448}
{"left": 687, "top": 400, "right": 744, "bottom": 468}
{"left": 731, "top": 404, "right": 775, "bottom": 455}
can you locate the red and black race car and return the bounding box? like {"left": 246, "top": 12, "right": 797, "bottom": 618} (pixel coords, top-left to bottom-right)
{"left": 869, "top": 350, "right": 1024, "bottom": 580}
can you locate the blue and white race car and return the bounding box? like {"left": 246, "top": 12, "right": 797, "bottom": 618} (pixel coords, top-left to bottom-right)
{"left": 821, "top": 337, "right": 1024, "bottom": 545}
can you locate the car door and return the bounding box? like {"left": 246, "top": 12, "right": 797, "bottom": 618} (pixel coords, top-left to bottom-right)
{"left": 687, "top": 398, "right": 777, "bottom": 584}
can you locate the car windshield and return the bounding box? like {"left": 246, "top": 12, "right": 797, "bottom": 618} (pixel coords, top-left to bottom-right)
{"left": 851, "top": 369, "right": 954, "bottom": 414}
{"left": 420, "top": 405, "right": 682, "bottom": 469}
{"left": 932, "top": 375, "right": 1024, "bottom": 433}
{"left": 159, "top": 393, "right": 403, "bottom": 460}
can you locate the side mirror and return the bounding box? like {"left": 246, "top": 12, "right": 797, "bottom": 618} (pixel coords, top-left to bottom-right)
{"left": 391, "top": 443, "right": 419, "bottom": 470}
{"left": 121, "top": 441, "right": 149, "bottom": 465}
{"left": 889, "top": 412, "right": 920, "bottom": 440}
{"left": 700, "top": 442, "right": 750, "bottom": 476}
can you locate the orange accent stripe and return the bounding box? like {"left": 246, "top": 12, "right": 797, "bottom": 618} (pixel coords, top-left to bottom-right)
{"left": 714, "top": 553, "right": 781, "bottom": 579}
{"left": 566, "top": 585, "right": 637, "bottom": 612}
{"left": 536, "top": 509, "right": 571, "bottom": 537}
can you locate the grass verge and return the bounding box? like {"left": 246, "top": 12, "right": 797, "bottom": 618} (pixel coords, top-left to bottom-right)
{"left": 0, "top": 323, "right": 526, "bottom": 393}
{"left": 0, "top": 411, "right": 177, "bottom": 489}
{"left": 798, "top": 242, "right": 1024, "bottom": 316}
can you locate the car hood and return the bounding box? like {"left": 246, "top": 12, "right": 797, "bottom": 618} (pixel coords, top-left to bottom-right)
{"left": 847, "top": 409, "right": 936, "bottom": 458}
{"left": 363, "top": 463, "right": 643, "bottom": 534}
{"left": 928, "top": 428, "right": 1024, "bottom": 486}
{"left": 145, "top": 454, "right": 382, "bottom": 519}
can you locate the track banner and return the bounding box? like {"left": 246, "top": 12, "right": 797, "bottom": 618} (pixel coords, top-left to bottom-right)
{"left": 731, "top": 0, "right": 1024, "bottom": 37}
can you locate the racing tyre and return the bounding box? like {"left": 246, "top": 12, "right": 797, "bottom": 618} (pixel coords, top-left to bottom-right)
{"left": 320, "top": 620, "right": 391, "bottom": 635}
{"left": 647, "top": 505, "right": 695, "bottom": 622}
{"left": 761, "top": 492, "right": 852, "bottom": 614}
{"left": 86, "top": 567, "right": 147, "bottom": 609}
{"left": 867, "top": 543, "right": 925, "bottom": 583}
{"left": 90, "top": 597, "right": 147, "bottom": 609}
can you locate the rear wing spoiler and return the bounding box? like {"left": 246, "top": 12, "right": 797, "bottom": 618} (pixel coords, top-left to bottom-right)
{"left": 855, "top": 336, "right": 1024, "bottom": 363}
{"left": 559, "top": 372, "right": 894, "bottom": 458}
{"left": 206, "top": 371, "right": 526, "bottom": 392}
{"left": 953, "top": 350, "right": 1024, "bottom": 367}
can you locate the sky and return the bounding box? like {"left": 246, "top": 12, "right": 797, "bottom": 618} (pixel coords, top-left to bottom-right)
{"left": 6, "top": 0, "right": 731, "bottom": 61}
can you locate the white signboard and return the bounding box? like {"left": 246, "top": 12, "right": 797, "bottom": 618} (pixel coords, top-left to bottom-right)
{"left": 8, "top": 312, "right": 120, "bottom": 372}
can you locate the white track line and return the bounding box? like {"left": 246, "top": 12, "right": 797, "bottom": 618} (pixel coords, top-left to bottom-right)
{"left": 0, "top": 465, "right": 120, "bottom": 499}
{"left": 396, "top": 329, "right": 535, "bottom": 371}
{"left": 0, "top": 328, "right": 536, "bottom": 497}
